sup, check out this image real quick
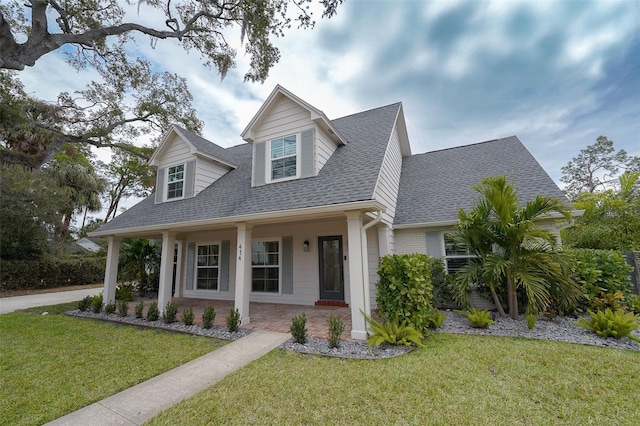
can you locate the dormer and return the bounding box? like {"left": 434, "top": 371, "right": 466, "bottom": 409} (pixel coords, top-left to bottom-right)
{"left": 149, "top": 125, "right": 237, "bottom": 204}
{"left": 241, "top": 85, "right": 347, "bottom": 186}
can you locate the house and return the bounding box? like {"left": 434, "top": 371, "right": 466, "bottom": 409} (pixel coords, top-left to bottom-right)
{"left": 91, "top": 85, "right": 570, "bottom": 340}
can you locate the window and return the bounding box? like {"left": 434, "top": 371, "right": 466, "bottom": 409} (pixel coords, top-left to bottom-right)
{"left": 444, "top": 233, "right": 477, "bottom": 274}
{"left": 251, "top": 240, "right": 279, "bottom": 293}
{"left": 167, "top": 164, "right": 185, "bottom": 199}
{"left": 196, "top": 244, "right": 219, "bottom": 290}
{"left": 270, "top": 135, "right": 297, "bottom": 180}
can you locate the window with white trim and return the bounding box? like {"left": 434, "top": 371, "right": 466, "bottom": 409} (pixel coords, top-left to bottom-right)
{"left": 270, "top": 135, "right": 297, "bottom": 181}
{"left": 196, "top": 243, "right": 219, "bottom": 290}
{"left": 444, "top": 233, "right": 477, "bottom": 274}
{"left": 167, "top": 164, "right": 185, "bottom": 199}
{"left": 251, "top": 240, "right": 279, "bottom": 293}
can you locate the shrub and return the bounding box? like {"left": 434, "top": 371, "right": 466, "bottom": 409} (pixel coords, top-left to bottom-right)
{"left": 327, "top": 314, "right": 345, "bottom": 349}
{"left": 0, "top": 256, "right": 106, "bottom": 290}
{"left": 575, "top": 309, "right": 640, "bottom": 342}
{"left": 628, "top": 295, "right": 640, "bottom": 315}
{"left": 91, "top": 293, "right": 103, "bottom": 313}
{"left": 454, "top": 308, "right": 494, "bottom": 329}
{"left": 104, "top": 301, "right": 116, "bottom": 314}
{"left": 117, "top": 300, "right": 128, "bottom": 317}
{"left": 226, "top": 308, "right": 242, "bottom": 333}
{"left": 115, "top": 284, "right": 135, "bottom": 301}
{"left": 376, "top": 254, "right": 437, "bottom": 331}
{"left": 526, "top": 313, "right": 537, "bottom": 330}
{"left": 202, "top": 305, "right": 216, "bottom": 329}
{"left": 592, "top": 291, "right": 626, "bottom": 312}
{"left": 78, "top": 295, "right": 92, "bottom": 312}
{"left": 146, "top": 302, "right": 159, "bottom": 321}
{"left": 182, "top": 307, "right": 195, "bottom": 326}
{"left": 365, "top": 313, "right": 425, "bottom": 348}
{"left": 163, "top": 302, "right": 178, "bottom": 324}
{"left": 425, "top": 307, "right": 446, "bottom": 329}
{"left": 290, "top": 313, "right": 308, "bottom": 344}
{"left": 134, "top": 301, "right": 145, "bottom": 318}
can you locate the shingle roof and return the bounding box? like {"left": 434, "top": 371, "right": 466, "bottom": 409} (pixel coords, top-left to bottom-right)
{"left": 173, "top": 125, "right": 239, "bottom": 167}
{"left": 393, "top": 136, "right": 569, "bottom": 226}
{"left": 96, "top": 103, "right": 401, "bottom": 233}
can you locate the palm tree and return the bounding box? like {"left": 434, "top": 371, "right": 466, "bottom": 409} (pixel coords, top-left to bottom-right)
{"left": 453, "top": 176, "right": 580, "bottom": 319}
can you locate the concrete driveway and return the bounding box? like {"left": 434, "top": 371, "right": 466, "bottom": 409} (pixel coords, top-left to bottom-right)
{"left": 0, "top": 288, "right": 101, "bottom": 314}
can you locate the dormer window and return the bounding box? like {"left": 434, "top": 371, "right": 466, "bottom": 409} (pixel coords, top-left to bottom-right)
{"left": 270, "top": 135, "right": 298, "bottom": 181}
{"left": 167, "top": 164, "right": 185, "bottom": 199}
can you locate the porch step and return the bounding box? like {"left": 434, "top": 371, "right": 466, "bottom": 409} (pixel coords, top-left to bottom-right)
{"left": 315, "top": 300, "right": 349, "bottom": 307}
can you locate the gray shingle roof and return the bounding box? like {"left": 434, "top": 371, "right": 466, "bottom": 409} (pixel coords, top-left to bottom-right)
{"left": 96, "top": 103, "right": 401, "bottom": 233}
{"left": 393, "top": 136, "right": 569, "bottom": 226}
{"left": 173, "top": 125, "right": 239, "bottom": 167}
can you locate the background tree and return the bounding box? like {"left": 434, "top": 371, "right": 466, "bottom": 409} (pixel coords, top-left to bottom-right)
{"left": 560, "top": 136, "right": 639, "bottom": 200}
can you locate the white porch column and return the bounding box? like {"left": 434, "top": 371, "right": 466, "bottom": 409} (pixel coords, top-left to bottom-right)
{"left": 103, "top": 236, "right": 121, "bottom": 304}
{"left": 378, "top": 225, "right": 391, "bottom": 257}
{"left": 234, "top": 223, "right": 253, "bottom": 325}
{"left": 158, "top": 232, "right": 176, "bottom": 313}
{"left": 346, "top": 211, "right": 368, "bottom": 340}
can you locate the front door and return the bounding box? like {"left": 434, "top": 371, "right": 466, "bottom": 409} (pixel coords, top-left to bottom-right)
{"left": 318, "top": 236, "right": 345, "bottom": 301}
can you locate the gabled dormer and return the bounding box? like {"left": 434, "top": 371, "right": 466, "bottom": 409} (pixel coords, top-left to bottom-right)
{"left": 149, "top": 125, "right": 237, "bottom": 203}
{"left": 241, "top": 85, "right": 347, "bottom": 187}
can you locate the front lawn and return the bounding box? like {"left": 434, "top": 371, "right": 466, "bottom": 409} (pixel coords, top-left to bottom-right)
{"left": 0, "top": 303, "right": 226, "bottom": 426}
{"left": 149, "top": 333, "right": 640, "bottom": 425}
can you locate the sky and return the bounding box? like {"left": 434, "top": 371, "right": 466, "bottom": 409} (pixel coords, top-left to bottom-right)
{"left": 16, "top": 0, "right": 640, "bottom": 217}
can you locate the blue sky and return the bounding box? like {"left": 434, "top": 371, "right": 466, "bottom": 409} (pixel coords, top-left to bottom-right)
{"left": 19, "top": 0, "right": 640, "bottom": 189}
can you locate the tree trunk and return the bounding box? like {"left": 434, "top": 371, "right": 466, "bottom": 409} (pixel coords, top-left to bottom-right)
{"left": 489, "top": 285, "right": 507, "bottom": 317}
{"left": 506, "top": 270, "right": 518, "bottom": 319}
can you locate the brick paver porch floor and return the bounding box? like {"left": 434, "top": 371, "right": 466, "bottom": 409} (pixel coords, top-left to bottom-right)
{"left": 139, "top": 297, "right": 353, "bottom": 341}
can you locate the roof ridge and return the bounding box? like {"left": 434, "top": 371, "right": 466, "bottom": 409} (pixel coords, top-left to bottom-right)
{"left": 332, "top": 102, "right": 402, "bottom": 122}
{"left": 412, "top": 136, "right": 518, "bottom": 156}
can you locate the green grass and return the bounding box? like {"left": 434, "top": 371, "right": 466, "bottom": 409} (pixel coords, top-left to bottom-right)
{"left": 148, "top": 334, "right": 640, "bottom": 425}
{"left": 0, "top": 303, "right": 226, "bottom": 426}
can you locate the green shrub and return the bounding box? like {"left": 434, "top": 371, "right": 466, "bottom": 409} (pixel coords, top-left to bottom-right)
{"left": 365, "top": 313, "right": 425, "bottom": 348}
{"left": 115, "top": 284, "right": 134, "bottom": 301}
{"left": 290, "top": 313, "right": 308, "bottom": 344}
{"left": 202, "top": 305, "right": 216, "bottom": 329}
{"left": 78, "top": 295, "right": 92, "bottom": 312}
{"left": 592, "top": 291, "right": 626, "bottom": 311}
{"left": 226, "top": 308, "right": 241, "bottom": 333}
{"left": 526, "top": 313, "right": 537, "bottom": 330}
{"left": 182, "top": 307, "right": 195, "bottom": 326}
{"left": 146, "top": 302, "right": 159, "bottom": 321}
{"left": 104, "top": 301, "right": 116, "bottom": 314}
{"left": 327, "top": 313, "right": 345, "bottom": 349}
{"left": 575, "top": 309, "right": 640, "bottom": 342}
{"left": 0, "top": 256, "right": 106, "bottom": 290}
{"left": 425, "top": 307, "right": 446, "bottom": 329}
{"left": 628, "top": 295, "right": 640, "bottom": 315}
{"left": 565, "top": 248, "right": 633, "bottom": 307}
{"left": 376, "top": 254, "right": 438, "bottom": 331}
{"left": 91, "top": 293, "right": 103, "bottom": 313}
{"left": 117, "top": 300, "right": 128, "bottom": 317}
{"left": 134, "top": 301, "right": 145, "bottom": 318}
{"left": 454, "top": 308, "right": 494, "bottom": 329}
{"left": 162, "top": 302, "right": 178, "bottom": 324}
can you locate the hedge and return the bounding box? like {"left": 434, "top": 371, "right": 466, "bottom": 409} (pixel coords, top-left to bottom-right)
{"left": 0, "top": 257, "right": 106, "bottom": 290}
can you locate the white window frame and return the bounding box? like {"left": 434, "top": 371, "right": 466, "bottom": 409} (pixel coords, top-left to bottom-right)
{"left": 166, "top": 163, "right": 185, "bottom": 201}
{"left": 266, "top": 133, "right": 300, "bottom": 183}
{"left": 251, "top": 237, "right": 282, "bottom": 294}
{"left": 443, "top": 232, "right": 478, "bottom": 274}
{"left": 194, "top": 241, "right": 221, "bottom": 291}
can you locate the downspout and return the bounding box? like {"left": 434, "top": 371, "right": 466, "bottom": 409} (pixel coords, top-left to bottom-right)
{"left": 361, "top": 209, "right": 383, "bottom": 322}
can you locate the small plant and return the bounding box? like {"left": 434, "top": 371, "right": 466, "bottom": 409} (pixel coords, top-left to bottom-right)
{"left": 592, "top": 291, "right": 626, "bottom": 312}
{"left": 425, "top": 307, "right": 446, "bottom": 329}
{"left": 163, "top": 302, "right": 178, "bottom": 324}
{"left": 134, "top": 301, "right": 145, "bottom": 318}
{"left": 327, "top": 313, "right": 345, "bottom": 348}
{"left": 117, "top": 300, "right": 128, "bottom": 317}
{"left": 526, "top": 313, "right": 537, "bottom": 330}
{"left": 364, "top": 312, "right": 425, "bottom": 348}
{"left": 202, "top": 305, "right": 216, "bottom": 329}
{"left": 182, "top": 307, "right": 195, "bottom": 326}
{"left": 78, "top": 295, "right": 92, "bottom": 312}
{"left": 115, "top": 284, "right": 135, "bottom": 301}
{"left": 454, "top": 308, "right": 494, "bottom": 329}
{"left": 146, "top": 302, "right": 160, "bottom": 321}
{"left": 290, "top": 313, "right": 308, "bottom": 344}
{"left": 91, "top": 293, "right": 103, "bottom": 313}
{"left": 575, "top": 309, "right": 640, "bottom": 342}
{"left": 629, "top": 295, "right": 640, "bottom": 315}
{"left": 226, "top": 308, "right": 242, "bottom": 333}
{"left": 104, "top": 301, "right": 116, "bottom": 314}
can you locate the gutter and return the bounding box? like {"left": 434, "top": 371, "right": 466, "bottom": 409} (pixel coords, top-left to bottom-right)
{"left": 361, "top": 209, "right": 383, "bottom": 322}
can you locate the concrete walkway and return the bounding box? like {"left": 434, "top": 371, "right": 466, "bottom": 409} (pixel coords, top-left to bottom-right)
{"left": 46, "top": 330, "right": 290, "bottom": 426}
{"left": 0, "top": 288, "right": 101, "bottom": 314}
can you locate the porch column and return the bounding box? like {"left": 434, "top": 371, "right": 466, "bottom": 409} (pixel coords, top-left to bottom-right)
{"left": 346, "top": 211, "right": 368, "bottom": 340}
{"left": 158, "top": 231, "right": 176, "bottom": 313}
{"left": 378, "top": 225, "right": 391, "bottom": 257}
{"left": 234, "top": 223, "right": 253, "bottom": 325}
{"left": 103, "top": 236, "right": 121, "bottom": 304}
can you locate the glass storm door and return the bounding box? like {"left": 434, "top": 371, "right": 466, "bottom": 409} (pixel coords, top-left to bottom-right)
{"left": 318, "top": 236, "right": 344, "bottom": 301}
